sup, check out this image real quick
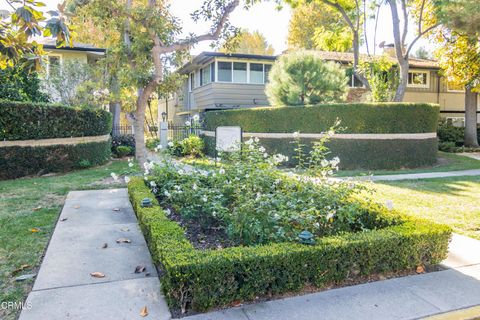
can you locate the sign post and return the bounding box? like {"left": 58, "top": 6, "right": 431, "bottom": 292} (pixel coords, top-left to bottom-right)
{"left": 215, "top": 126, "right": 242, "bottom": 162}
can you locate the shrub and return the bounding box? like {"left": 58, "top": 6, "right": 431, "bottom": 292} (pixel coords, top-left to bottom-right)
{"left": 0, "top": 140, "right": 111, "bottom": 180}
{"left": 146, "top": 138, "right": 160, "bottom": 151}
{"left": 112, "top": 135, "right": 135, "bottom": 156}
{"left": 181, "top": 135, "right": 204, "bottom": 157}
{"left": 128, "top": 177, "right": 451, "bottom": 313}
{"left": 0, "top": 100, "right": 112, "bottom": 140}
{"left": 0, "top": 66, "right": 49, "bottom": 102}
{"left": 116, "top": 146, "right": 133, "bottom": 158}
{"left": 266, "top": 51, "right": 348, "bottom": 106}
{"left": 437, "top": 119, "right": 465, "bottom": 146}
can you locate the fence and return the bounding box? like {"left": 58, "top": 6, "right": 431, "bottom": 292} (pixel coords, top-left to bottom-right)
{"left": 112, "top": 125, "right": 134, "bottom": 136}
{"left": 168, "top": 122, "right": 202, "bottom": 141}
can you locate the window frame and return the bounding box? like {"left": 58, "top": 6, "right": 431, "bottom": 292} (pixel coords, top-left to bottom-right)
{"left": 46, "top": 54, "right": 62, "bottom": 78}
{"left": 215, "top": 58, "right": 274, "bottom": 85}
{"left": 407, "top": 70, "right": 430, "bottom": 89}
{"left": 446, "top": 81, "right": 465, "bottom": 93}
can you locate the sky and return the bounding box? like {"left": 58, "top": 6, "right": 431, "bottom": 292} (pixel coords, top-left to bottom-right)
{"left": 0, "top": 0, "right": 431, "bottom": 56}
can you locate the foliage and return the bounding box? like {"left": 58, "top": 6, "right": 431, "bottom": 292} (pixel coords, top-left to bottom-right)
{"left": 41, "top": 59, "right": 107, "bottom": 107}
{"left": 220, "top": 29, "right": 275, "bottom": 55}
{"left": 116, "top": 146, "right": 133, "bottom": 158}
{"left": 0, "top": 140, "right": 111, "bottom": 180}
{"left": 0, "top": 66, "right": 49, "bottom": 102}
{"left": 112, "top": 135, "right": 135, "bottom": 157}
{"left": 358, "top": 55, "right": 398, "bottom": 102}
{"left": 414, "top": 46, "right": 432, "bottom": 59}
{"left": 203, "top": 103, "right": 440, "bottom": 134}
{"left": 146, "top": 138, "right": 160, "bottom": 151}
{"left": 128, "top": 177, "right": 451, "bottom": 313}
{"left": 434, "top": 0, "right": 480, "bottom": 36}
{"left": 437, "top": 120, "right": 480, "bottom": 152}
{"left": 266, "top": 51, "right": 348, "bottom": 106}
{"left": 180, "top": 135, "right": 205, "bottom": 158}
{"left": 0, "top": 100, "right": 112, "bottom": 140}
{"left": 0, "top": 1, "right": 73, "bottom": 70}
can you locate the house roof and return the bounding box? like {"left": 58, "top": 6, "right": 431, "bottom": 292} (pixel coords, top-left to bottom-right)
{"left": 178, "top": 51, "right": 277, "bottom": 74}
{"left": 34, "top": 38, "right": 106, "bottom": 53}
{"left": 179, "top": 50, "right": 440, "bottom": 74}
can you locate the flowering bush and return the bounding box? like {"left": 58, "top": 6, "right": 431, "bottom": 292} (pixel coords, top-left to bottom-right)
{"left": 148, "top": 138, "right": 372, "bottom": 245}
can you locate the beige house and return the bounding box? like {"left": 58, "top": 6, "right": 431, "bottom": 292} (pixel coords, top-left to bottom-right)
{"left": 165, "top": 51, "right": 479, "bottom": 125}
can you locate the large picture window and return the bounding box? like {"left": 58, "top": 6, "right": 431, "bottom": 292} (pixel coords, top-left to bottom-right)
{"left": 233, "top": 62, "right": 247, "bottom": 83}
{"left": 407, "top": 71, "right": 429, "bottom": 88}
{"left": 250, "top": 63, "right": 264, "bottom": 84}
{"left": 218, "top": 62, "right": 232, "bottom": 82}
{"left": 200, "top": 63, "right": 212, "bottom": 86}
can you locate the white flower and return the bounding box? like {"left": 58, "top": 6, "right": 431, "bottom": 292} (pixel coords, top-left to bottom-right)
{"left": 178, "top": 169, "right": 185, "bottom": 175}
{"left": 219, "top": 168, "right": 225, "bottom": 174}
{"left": 150, "top": 181, "right": 157, "bottom": 187}
{"left": 144, "top": 176, "right": 149, "bottom": 181}
{"left": 249, "top": 144, "right": 255, "bottom": 150}
{"left": 293, "top": 131, "right": 300, "bottom": 139}
{"left": 165, "top": 208, "right": 171, "bottom": 215}
{"left": 327, "top": 130, "right": 335, "bottom": 137}
{"left": 128, "top": 162, "right": 134, "bottom": 168}
{"left": 259, "top": 146, "right": 266, "bottom": 153}
{"left": 326, "top": 211, "right": 335, "bottom": 221}
{"left": 124, "top": 176, "right": 131, "bottom": 183}
{"left": 185, "top": 121, "right": 191, "bottom": 126}
{"left": 245, "top": 139, "right": 254, "bottom": 145}
{"left": 321, "top": 159, "right": 329, "bottom": 167}
{"left": 110, "top": 172, "right": 118, "bottom": 181}
{"left": 254, "top": 137, "right": 259, "bottom": 143}
{"left": 331, "top": 157, "right": 340, "bottom": 166}
{"left": 168, "top": 141, "right": 174, "bottom": 147}
{"left": 193, "top": 114, "right": 200, "bottom": 121}
{"left": 164, "top": 190, "right": 171, "bottom": 197}
{"left": 263, "top": 153, "right": 268, "bottom": 158}
{"left": 385, "top": 200, "right": 394, "bottom": 210}
{"left": 202, "top": 195, "right": 208, "bottom": 202}
{"left": 192, "top": 184, "right": 198, "bottom": 190}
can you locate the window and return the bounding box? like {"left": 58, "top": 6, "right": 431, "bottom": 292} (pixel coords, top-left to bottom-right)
{"left": 233, "top": 62, "right": 247, "bottom": 83}
{"left": 250, "top": 63, "right": 264, "bottom": 84}
{"left": 447, "top": 82, "right": 464, "bottom": 92}
{"left": 189, "top": 73, "right": 194, "bottom": 91}
{"left": 200, "top": 63, "right": 211, "bottom": 86}
{"left": 407, "top": 71, "right": 429, "bottom": 88}
{"left": 47, "top": 55, "right": 61, "bottom": 77}
{"left": 264, "top": 64, "right": 272, "bottom": 83}
{"left": 218, "top": 61, "right": 232, "bottom": 82}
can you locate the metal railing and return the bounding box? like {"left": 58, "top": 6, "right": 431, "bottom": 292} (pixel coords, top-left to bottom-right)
{"left": 168, "top": 122, "right": 202, "bottom": 141}
{"left": 112, "top": 125, "right": 134, "bottom": 136}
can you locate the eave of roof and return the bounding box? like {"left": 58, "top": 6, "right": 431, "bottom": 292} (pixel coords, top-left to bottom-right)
{"left": 43, "top": 45, "right": 106, "bottom": 53}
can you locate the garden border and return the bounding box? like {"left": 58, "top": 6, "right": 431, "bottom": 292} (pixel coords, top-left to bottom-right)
{"left": 0, "top": 134, "right": 110, "bottom": 147}
{"left": 128, "top": 177, "right": 451, "bottom": 314}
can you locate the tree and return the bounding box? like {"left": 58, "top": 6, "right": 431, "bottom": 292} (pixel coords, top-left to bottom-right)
{"left": 0, "top": 1, "right": 73, "bottom": 70}
{"left": 77, "top": 0, "right": 248, "bottom": 165}
{"left": 221, "top": 29, "right": 274, "bottom": 55}
{"left": 0, "top": 65, "right": 49, "bottom": 102}
{"left": 414, "top": 46, "right": 431, "bottom": 59}
{"left": 288, "top": 2, "right": 351, "bottom": 52}
{"left": 266, "top": 51, "right": 348, "bottom": 106}
{"left": 433, "top": 0, "right": 480, "bottom": 147}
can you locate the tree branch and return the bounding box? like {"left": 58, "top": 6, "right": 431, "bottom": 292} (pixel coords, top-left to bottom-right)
{"left": 406, "top": 23, "right": 440, "bottom": 57}
{"left": 321, "top": 0, "right": 357, "bottom": 32}
{"left": 158, "top": 0, "right": 240, "bottom": 54}
{"left": 400, "top": 0, "right": 408, "bottom": 46}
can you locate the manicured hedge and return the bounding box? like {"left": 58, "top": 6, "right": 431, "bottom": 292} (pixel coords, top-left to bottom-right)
{"left": 0, "top": 140, "right": 111, "bottom": 180}
{"left": 128, "top": 177, "right": 451, "bottom": 313}
{"left": 203, "top": 103, "right": 439, "bottom": 134}
{"left": 0, "top": 100, "right": 112, "bottom": 140}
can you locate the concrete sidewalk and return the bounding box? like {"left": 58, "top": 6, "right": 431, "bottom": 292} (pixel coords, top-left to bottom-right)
{"left": 19, "top": 189, "right": 170, "bottom": 320}
{"left": 184, "top": 234, "right": 480, "bottom": 320}
{"left": 351, "top": 169, "right": 480, "bottom": 182}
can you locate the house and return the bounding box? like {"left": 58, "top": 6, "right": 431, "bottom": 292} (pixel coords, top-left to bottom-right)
{"left": 165, "top": 50, "right": 479, "bottom": 125}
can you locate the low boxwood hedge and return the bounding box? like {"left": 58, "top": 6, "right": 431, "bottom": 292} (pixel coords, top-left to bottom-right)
{"left": 203, "top": 103, "right": 439, "bottom": 134}
{"left": 128, "top": 177, "right": 451, "bottom": 313}
{"left": 0, "top": 100, "right": 112, "bottom": 140}
{"left": 0, "top": 140, "right": 111, "bottom": 180}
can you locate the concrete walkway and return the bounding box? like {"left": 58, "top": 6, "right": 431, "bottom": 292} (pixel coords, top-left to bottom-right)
{"left": 19, "top": 189, "right": 170, "bottom": 320}
{"left": 184, "top": 234, "right": 480, "bottom": 320}
{"left": 347, "top": 168, "right": 480, "bottom": 181}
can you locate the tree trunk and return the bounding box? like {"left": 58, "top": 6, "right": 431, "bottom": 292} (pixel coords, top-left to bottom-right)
{"left": 134, "top": 88, "right": 148, "bottom": 166}
{"left": 110, "top": 102, "right": 121, "bottom": 137}
{"left": 394, "top": 58, "right": 409, "bottom": 102}
{"left": 464, "top": 87, "right": 479, "bottom": 147}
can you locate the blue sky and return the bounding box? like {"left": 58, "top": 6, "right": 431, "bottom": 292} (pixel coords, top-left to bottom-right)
{"left": 0, "top": 0, "right": 431, "bottom": 56}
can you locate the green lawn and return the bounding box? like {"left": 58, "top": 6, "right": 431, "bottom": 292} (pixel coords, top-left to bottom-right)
{"left": 366, "top": 176, "right": 480, "bottom": 240}
{"left": 335, "top": 152, "right": 480, "bottom": 177}
{"left": 0, "top": 160, "right": 138, "bottom": 320}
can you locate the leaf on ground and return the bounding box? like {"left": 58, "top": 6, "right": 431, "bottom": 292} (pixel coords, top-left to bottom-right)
{"left": 60, "top": 218, "right": 68, "bottom": 222}
{"left": 90, "top": 272, "right": 105, "bottom": 278}
{"left": 140, "top": 306, "right": 148, "bottom": 317}
{"left": 102, "top": 243, "right": 108, "bottom": 249}
{"left": 231, "top": 300, "right": 243, "bottom": 307}
{"left": 416, "top": 265, "right": 425, "bottom": 274}
{"left": 116, "top": 238, "right": 131, "bottom": 244}
{"left": 121, "top": 227, "right": 130, "bottom": 232}
{"left": 135, "top": 265, "right": 146, "bottom": 273}
{"left": 73, "top": 205, "right": 81, "bottom": 209}
{"left": 12, "top": 264, "right": 30, "bottom": 275}
{"left": 112, "top": 208, "right": 120, "bottom": 212}
{"left": 15, "top": 274, "right": 36, "bottom": 281}
{"left": 30, "top": 228, "right": 40, "bottom": 233}
{"left": 32, "top": 206, "right": 42, "bottom": 211}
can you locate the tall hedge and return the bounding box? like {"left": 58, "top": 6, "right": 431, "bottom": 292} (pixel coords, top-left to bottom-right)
{"left": 203, "top": 103, "right": 439, "bottom": 133}
{"left": 0, "top": 100, "right": 112, "bottom": 140}
{"left": 0, "top": 101, "right": 112, "bottom": 179}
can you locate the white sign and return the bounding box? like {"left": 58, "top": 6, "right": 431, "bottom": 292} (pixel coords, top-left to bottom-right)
{"left": 216, "top": 126, "right": 242, "bottom": 152}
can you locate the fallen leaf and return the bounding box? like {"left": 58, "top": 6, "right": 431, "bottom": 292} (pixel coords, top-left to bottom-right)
{"left": 30, "top": 228, "right": 40, "bottom": 233}
{"left": 112, "top": 208, "right": 120, "bottom": 212}
{"left": 140, "top": 306, "right": 148, "bottom": 317}
{"left": 135, "top": 265, "right": 146, "bottom": 273}
{"left": 15, "top": 274, "right": 36, "bottom": 281}
{"left": 416, "top": 265, "right": 425, "bottom": 274}
{"left": 231, "top": 300, "right": 242, "bottom": 307}
{"left": 121, "top": 227, "right": 130, "bottom": 232}
{"left": 90, "top": 272, "right": 105, "bottom": 278}
{"left": 73, "top": 205, "right": 80, "bottom": 209}
{"left": 60, "top": 218, "right": 68, "bottom": 222}
{"left": 32, "top": 206, "right": 42, "bottom": 211}
{"left": 12, "top": 264, "right": 30, "bottom": 275}
{"left": 116, "top": 238, "right": 131, "bottom": 244}
{"left": 102, "top": 243, "right": 108, "bottom": 249}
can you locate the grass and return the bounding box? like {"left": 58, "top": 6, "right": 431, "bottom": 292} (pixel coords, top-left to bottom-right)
{"left": 334, "top": 152, "right": 480, "bottom": 177}
{"left": 366, "top": 176, "right": 480, "bottom": 240}
{"left": 0, "top": 160, "right": 138, "bottom": 320}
